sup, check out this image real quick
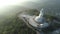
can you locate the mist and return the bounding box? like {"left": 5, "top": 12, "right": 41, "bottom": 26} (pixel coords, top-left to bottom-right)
{"left": 0, "top": 0, "right": 60, "bottom": 23}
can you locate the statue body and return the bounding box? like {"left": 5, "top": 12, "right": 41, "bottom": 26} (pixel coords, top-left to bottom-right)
{"left": 35, "top": 8, "right": 44, "bottom": 23}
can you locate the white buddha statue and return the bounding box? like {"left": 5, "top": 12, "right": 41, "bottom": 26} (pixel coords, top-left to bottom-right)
{"left": 34, "top": 8, "right": 49, "bottom": 28}
{"left": 35, "top": 8, "right": 44, "bottom": 23}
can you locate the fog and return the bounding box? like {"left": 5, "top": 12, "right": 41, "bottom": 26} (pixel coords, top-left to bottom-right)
{"left": 0, "top": 0, "right": 60, "bottom": 15}
{"left": 0, "top": 0, "right": 60, "bottom": 22}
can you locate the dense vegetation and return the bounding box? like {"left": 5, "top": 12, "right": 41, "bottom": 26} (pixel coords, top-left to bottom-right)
{"left": 0, "top": 9, "right": 60, "bottom": 34}
{"left": 0, "top": 16, "right": 36, "bottom": 34}
{"left": 0, "top": 9, "right": 39, "bottom": 34}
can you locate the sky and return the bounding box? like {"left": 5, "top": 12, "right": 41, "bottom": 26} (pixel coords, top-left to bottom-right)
{"left": 0, "top": 0, "right": 60, "bottom": 15}
{"left": 0, "top": 0, "right": 38, "bottom": 14}
{"left": 0, "top": 0, "right": 27, "bottom": 14}
{"left": 0, "top": 0, "right": 44, "bottom": 7}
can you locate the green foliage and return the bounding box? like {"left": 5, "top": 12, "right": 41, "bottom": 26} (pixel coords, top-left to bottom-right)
{"left": 20, "top": 9, "right": 39, "bottom": 16}
{"left": 0, "top": 16, "right": 36, "bottom": 34}
{"left": 0, "top": 9, "right": 59, "bottom": 34}
{"left": 0, "top": 9, "right": 38, "bottom": 34}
